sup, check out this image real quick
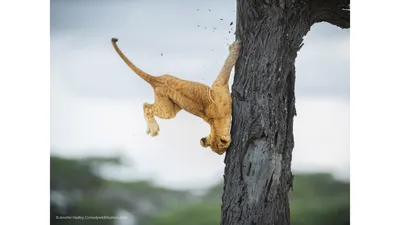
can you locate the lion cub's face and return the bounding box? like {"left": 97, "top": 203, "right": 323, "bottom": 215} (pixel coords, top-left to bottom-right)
{"left": 200, "top": 135, "right": 231, "bottom": 155}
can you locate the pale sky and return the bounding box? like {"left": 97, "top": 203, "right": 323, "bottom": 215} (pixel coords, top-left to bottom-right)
{"left": 50, "top": 0, "right": 349, "bottom": 190}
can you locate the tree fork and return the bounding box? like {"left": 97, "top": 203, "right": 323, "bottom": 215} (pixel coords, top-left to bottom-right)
{"left": 221, "top": 1, "right": 350, "bottom": 225}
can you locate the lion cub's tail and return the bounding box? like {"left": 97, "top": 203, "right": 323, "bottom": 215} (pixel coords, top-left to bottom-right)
{"left": 111, "top": 38, "right": 156, "bottom": 85}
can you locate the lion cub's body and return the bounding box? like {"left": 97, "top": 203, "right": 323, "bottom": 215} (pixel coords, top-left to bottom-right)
{"left": 111, "top": 38, "right": 240, "bottom": 155}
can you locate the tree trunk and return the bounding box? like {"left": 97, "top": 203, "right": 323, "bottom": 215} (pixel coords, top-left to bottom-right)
{"left": 221, "top": 1, "right": 350, "bottom": 225}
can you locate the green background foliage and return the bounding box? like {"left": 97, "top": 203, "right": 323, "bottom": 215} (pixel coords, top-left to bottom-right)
{"left": 50, "top": 153, "right": 349, "bottom": 225}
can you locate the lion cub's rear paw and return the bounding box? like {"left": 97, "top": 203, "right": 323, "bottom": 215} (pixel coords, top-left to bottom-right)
{"left": 146, "top": 122, "right": 160, "bottom": 136}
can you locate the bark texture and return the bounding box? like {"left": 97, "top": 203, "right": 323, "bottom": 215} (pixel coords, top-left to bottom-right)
{"left": 221, "top": 1, "right": 350, "bottom": 225}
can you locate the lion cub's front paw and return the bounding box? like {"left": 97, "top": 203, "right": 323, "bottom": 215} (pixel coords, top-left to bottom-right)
{"left": 229, "top": 40, "right": 241, "bottom": 54}
{"left": 146, "top": 122, "right": 160, "bottom": 136}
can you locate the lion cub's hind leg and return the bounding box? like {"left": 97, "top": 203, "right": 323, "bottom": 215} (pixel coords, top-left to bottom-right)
{"left": 143, "top": 103, "right": 160, "bottom": 136}
{"left": 143, "top": 94, "right": 181, "bottom": 136}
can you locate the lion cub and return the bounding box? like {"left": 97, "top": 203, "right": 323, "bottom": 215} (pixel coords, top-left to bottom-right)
{"left": 111, "top": 38, "right": 241, "bottom": 155}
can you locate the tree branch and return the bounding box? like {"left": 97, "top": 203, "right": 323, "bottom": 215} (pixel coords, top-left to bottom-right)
{"left": 309, "top": 0, "right": 350, "bottom": 29}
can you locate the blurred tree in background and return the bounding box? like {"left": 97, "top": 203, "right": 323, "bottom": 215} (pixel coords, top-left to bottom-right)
{"left": 50, "top": 153, "right": 193, "bottom": 225}
{"left": 50, "top": 152, "right": 349, "bottom": 225}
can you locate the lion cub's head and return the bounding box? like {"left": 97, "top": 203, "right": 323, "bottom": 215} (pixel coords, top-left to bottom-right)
{"left": 200, "top": 135, "right": 231, "bottom": 155}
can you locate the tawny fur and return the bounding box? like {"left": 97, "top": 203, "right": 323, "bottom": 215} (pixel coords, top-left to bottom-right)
{"left": 111, "top": 38, "right": 240, "bottom": 155}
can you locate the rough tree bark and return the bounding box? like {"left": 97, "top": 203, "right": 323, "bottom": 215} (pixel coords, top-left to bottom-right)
{"left": 221, "top": 0, "right": 350, "bottom": 224}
